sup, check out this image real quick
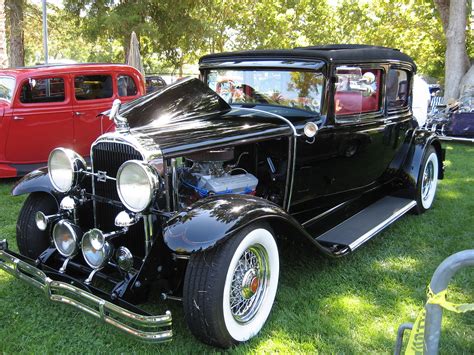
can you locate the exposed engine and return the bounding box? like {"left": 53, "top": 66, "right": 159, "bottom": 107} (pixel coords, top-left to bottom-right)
{"left": 179, "top": 147, "right": 258, "bottom": 206}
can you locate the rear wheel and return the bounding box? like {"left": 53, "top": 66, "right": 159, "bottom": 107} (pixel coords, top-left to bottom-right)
{"left": 16, "top": 193, "right": 57, "bottom": 258}
{"left": 183, "top": 223, "right": 279, "bottom": 348}
{"left": 414, "top": 146, "right": 439, "bottom": 214}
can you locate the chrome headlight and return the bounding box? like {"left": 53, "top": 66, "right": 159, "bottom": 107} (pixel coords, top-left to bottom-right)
{"left": 48, "top": 148, "right": 86, "bottom": 193}
{"left": 81, "top": 229, "right": 113, "bottom": 269}
{"left": 52, "top": 220, "right": 81, "bottom": 257}
{"left": 116, "top": 160, "right": 160, "bottom": 212}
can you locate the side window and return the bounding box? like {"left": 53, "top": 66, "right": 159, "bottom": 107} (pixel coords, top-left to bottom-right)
{"left": 74, "top": 75, "right": 113, "bottom": 100}
{"left": 117, "top": 75, "right": 138, "bottom": 97}
{"left": 334, "top": 67, "right": 382, "bottom": 118}
{"left": 387, "top": 69, "right": 409, "bottom": 109}
{"left": 20, "top": 77, "right": 65, "bottom": 104}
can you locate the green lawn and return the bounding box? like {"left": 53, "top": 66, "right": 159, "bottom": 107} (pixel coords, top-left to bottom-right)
{"left": 0, "top": 143, "right": 473, "bottom": 353}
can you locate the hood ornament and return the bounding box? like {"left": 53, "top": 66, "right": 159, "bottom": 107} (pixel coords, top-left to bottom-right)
{"left": 109, "top": 99, "right": 129, "bottom": 132}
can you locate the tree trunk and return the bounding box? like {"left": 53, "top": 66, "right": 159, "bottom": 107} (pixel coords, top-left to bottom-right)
{"left": 460, "top": 64, "right": 474, "bottom": 95}
{"left": 434, "top": 0, "right": 450, "bottom": 33}
{"left": 6, "top": 0, "right": 24, "bottom": 68}
{"left": 443, "top": 0, "right": 469, "bottom": 100}
{"left": 0, "top": 0, "right": 7, "bottom": 68}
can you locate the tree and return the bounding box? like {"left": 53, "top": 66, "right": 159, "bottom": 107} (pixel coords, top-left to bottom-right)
{"left": 318, "top": 0, "right": 445, "bottom": 80}
{"left": 63, "top": 0, "right": 205, "bottom": 74}
{"left": 6, "top": 0, "right": 24, "bottom": 67}
{"left": 434, "top": 0, "right": 471, "bottom": 100}
{"left": 0, "top": 0, "right": 7, "bottom": 68}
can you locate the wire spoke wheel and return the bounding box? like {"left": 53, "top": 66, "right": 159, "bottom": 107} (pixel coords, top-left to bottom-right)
{"left": 422, "top": 160, "right": 434, "bottom": 202}
{"left": 229, "top": 244, "right": 269, "bottom": 323}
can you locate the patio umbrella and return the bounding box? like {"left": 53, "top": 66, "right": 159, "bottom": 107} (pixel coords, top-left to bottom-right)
{"left": 127, "top": 31, "right": 145, "bottom": 79}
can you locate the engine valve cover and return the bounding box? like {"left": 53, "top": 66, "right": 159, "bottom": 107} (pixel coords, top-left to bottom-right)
{"left": 198, "top": 173, "right": 258, "bottom": 195}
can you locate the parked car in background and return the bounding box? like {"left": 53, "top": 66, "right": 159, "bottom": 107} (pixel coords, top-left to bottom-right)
{"left": 145, "top": 74, "right": 167, "bottom": 93}
{"left": 0, "top": 64, "right": 145, "bottom": 178}
{"left": 0, "top": 45, "right": 445, "bottom": 348}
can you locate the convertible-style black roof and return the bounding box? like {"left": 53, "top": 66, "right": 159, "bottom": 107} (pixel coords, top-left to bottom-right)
{"left": 199, "top": 44, "right": 416, "bottom": 68}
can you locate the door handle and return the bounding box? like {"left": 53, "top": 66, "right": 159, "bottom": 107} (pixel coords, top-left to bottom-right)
{"left": 13, "top": 116, "right": 24, "bottom": 120}
{"left": 74, "top": 112, "right": 85, "bottom": 116}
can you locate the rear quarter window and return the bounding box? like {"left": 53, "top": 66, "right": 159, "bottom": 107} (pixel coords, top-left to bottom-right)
{"left": 387, "top": 69, "right": 409, "bottom": 109}
{"left": 117, "top": 75, "right": 138, "bottom": 97}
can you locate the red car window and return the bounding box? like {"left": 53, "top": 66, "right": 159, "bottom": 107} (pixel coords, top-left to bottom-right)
{"left": 117, "top": 75, "right": 138, "bottom": 97}
{"left": 74, "top": 75, "right": 113, "bottom": 100}
{"left": 20, "top": 77, "right": 65, "bottom": 104}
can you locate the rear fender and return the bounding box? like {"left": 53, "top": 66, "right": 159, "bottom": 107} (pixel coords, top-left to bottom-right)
{"left": 162, "top": 194, "right": 337, "bottom": 257}
{"left": 399, "top": 130, "right": 444, "bottom": 198}
{"left": 11, "top": 168, "right": 62, "bottom": 205}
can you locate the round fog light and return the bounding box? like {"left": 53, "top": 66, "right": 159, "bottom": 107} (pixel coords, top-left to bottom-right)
{"left": 82, "top": 229, "right": 112, "bottom": 269}
{"left": 53, "top": 220, "right": 81, "bottom": 257}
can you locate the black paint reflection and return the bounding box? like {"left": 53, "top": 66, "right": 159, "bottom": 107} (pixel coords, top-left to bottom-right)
{"left": 120, "top": 78, "right": 231, "bottom": 129}
{"left": 163, "top": 195, "right": 287, "bottom": 253}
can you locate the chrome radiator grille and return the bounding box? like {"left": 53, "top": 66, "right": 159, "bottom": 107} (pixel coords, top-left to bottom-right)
{"left": 91, "top": 141, "right": 145, "bottom": 256}
{"left": 92, "top": 141, "right": 144, "bottom": 202}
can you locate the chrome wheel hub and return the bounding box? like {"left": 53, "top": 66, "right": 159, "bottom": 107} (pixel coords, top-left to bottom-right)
{"left": 241, "top": 269, "right": 259, "bottom": 299}
{"left": 422, "top": 161, "right": 434, "bottom": 201}
{"left": 229, "top": 244, "right": 269, "bottom": 323}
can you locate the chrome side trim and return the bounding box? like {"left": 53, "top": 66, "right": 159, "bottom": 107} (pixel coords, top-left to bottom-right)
{"left": 348, "top": 200, "right": 416, "bottom": 251}
{"left": 0, "top": 249, "right": 172, "bottom": 343}
{"left": 301, "top": 201, "right": 349, "bottom": 227}
{"left": 143, "top": 214, "right": 153, "bottom": 256}
{"left": 170, "top": 158, "right": 179, "bottom": 211}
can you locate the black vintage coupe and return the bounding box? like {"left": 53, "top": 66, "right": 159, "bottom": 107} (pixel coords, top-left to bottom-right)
{"left": 0, "top": 45, "right": 444, "bottom": 348}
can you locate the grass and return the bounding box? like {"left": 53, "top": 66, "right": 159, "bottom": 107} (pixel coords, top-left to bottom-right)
{"left": 1, "top": 143, "right": 473, "bottom": 353}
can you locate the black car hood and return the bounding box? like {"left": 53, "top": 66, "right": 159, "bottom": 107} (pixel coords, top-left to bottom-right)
{"left": 121, "top": 78, "right": 293, "bottom": 157}
{"left": 121, "top": 77, "right": 232, "bottom": 128}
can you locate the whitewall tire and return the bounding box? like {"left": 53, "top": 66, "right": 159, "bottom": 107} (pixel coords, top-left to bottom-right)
{"left": 183, "top": 223, "right": 279, "bottom": 348}
{"left": 415, "top": 146, "right": 439, "bottom": 214}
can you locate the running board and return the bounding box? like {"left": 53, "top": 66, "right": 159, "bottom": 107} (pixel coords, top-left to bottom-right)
{"left": 315, "top": 196, "right": 416, "bottom": 252}
{"left": 438, "top": 136, "right": 474, "bottom": 143}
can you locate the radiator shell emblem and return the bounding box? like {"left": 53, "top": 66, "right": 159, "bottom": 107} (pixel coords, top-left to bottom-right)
{"left": 97, "top": 170, "right": 108, "bottom": 182}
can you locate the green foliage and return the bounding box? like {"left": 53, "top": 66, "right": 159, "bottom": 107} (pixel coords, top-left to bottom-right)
{"left": 21, "top": 0, "right": 447, "bottom": 78}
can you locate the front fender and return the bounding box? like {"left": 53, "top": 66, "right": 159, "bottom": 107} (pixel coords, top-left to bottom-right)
{"left": 400, "top": 129, "right": 444, "bottom": 197}
{"left": 163, "top": 194, "right": 336, "bottom": 256}
{"left": 11, "top": 168, "right": 62, "bottom": 205}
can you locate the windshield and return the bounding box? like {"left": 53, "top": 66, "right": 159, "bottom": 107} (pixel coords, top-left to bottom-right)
{"left": 0, "top": 76, "right": 15, "bottom": 102}
{"left": 207, "top": 69, "right": 324, "bottom": 115}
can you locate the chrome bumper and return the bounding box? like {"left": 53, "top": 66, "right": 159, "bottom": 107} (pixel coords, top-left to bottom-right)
{"left": 0, "top": 244, "right": 173, "bottom": 343}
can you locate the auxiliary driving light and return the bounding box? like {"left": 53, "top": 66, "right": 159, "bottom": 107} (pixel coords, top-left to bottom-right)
{"left": 81, "top": 229, "right": 113, "bottom": 269}
{"left": 52, "top": 220, "right": 81, "bottom": 257}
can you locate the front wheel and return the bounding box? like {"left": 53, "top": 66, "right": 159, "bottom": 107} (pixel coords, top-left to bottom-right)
{"left": 16, "top": 192, "right": 57, "bottom": 258}
{"left": 183, "top": 223, "right": 279, "bottom": 348}
{"left": 414, "top": 146, "right": 439, "bottom": 214}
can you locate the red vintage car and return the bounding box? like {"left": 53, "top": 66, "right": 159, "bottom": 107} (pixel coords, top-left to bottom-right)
{"left": 0, "top": 64, "right": 145, "bottom": 178}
